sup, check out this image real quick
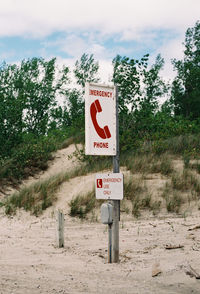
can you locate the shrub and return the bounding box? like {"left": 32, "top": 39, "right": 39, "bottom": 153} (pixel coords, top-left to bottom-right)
{"left": 0, "top": 134, "right": 59, "bottom": 185}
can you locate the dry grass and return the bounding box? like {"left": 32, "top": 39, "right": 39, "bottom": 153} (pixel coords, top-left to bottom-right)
{"left": 123, "top": 152, "right": 173, "bottom": 176}
{"left": 68, "top": 188, "right": 103, "bottom": 220}
{"left": 171, "top": 169, "right": 200, "bottom": 195}
{"left": 123, "top": 177, "right": 161, "bottom": 217}
{"left": 4, "top": 171, "right": 70, "bottom": 216}
{"left": 161, "top": 167, "right": 200, "bottom": 213}
{"left": 3, "top": 164, "right": 96, "bottom": 216}
{"left": 3, "top": 145, "right": 200, "bottom": 218}
{"left": 190, "top": 162, "right": 200, "bottom": 174}
{"left": 69, "top": 189, "right": 96, "bottom": 219}
{"left": 162, "top": 185, "right": 183, "bottom": 213}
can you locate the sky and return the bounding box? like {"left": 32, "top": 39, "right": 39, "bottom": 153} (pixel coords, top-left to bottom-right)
{"left": 0, "top": 0, "right": 199, "bottom": 83}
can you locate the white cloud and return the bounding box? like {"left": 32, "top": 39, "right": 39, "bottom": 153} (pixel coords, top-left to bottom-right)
{"left": 0, "top": 0, "right": 199, "bottom": 38}
{"left": 57, "top": 35, "right": 89, "bottom": 58}
{"left": 98, "top": 59, "right": 113, "bottom": 84}
{"left": 149, "top": 36, "right": 185, "bottom": 83}
{"left": 0, "top": 0, "right": 198, "bottom": 85}
{"left": 0, "top": 49, "right": 16, "bottom": 60}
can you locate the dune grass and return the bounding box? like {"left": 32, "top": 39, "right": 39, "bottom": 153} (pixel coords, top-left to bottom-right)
{"left": 3, "top": 134, "right": 200, "bottom": 217}
{"left": 69, "top": 188, "right": 103, "bottom": 220}
{"left": 122, "top": 152, "right": 173, "bottom": 176}
{"left": 3, "top": 153, "right": 113, "bottom": 216}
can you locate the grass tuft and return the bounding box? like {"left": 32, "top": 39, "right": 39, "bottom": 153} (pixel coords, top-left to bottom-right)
{"left": 171, "top": 170, "right": 200, "bottom": 194}
{"left": 122, "top": 152, "right": 173, "bottom": 176}
{"left": 69, "top": 188, "right": 102, "bottom": 219}
{"left": 123, "top": 177, "right": 160, "bottom": 217}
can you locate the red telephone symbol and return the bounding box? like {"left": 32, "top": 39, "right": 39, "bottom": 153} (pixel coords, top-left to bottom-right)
{"left": 97, "top": 179, "right": 103, "bottom": 188}
{"left": 90, "top": 99, "right": 111, "bottom": 139}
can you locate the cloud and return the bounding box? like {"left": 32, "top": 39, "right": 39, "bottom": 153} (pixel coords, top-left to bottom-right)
{"left": 150, "top": 35, "right": 185, "bottom": 82}
{"left": 0, "top": 49, "right": 16, "bottom": 60}
{"left": 0, "top": 0, "right": 199, "bottom": 38}
{"left": 0, "top": 0, "right": 199, "bottom": 84}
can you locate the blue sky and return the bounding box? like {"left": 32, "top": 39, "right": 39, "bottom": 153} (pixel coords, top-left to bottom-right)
{"left": 0, "top": 0, "right": 199, "bottom": 82}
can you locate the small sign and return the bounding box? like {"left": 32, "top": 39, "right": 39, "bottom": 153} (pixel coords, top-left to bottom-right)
{"left": 95, "top": 173, "right": 123, "bottom": 200}
{"left": 85, "top": 83, "right": 116, "bottom": 156}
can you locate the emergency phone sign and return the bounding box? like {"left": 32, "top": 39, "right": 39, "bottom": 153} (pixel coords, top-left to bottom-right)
{"left": 95, "top": 173, "right": 123, "bottom": 200}
{"left": 85, "top": 83, "right": 116, "bottom": 156}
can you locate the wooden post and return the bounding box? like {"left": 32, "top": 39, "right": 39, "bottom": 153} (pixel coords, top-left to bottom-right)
{"left": 112, "top": 85, "right": 120, "bottom": 263}
{"left": 57, "top": 210, "right": 64, "bottom": 248}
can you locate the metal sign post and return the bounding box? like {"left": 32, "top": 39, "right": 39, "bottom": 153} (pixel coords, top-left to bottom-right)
{"left": 85, "top": 83, "right": 121, "bottom": 264}
{"left": 112, "top": 85, "right": 120, "bottom": 263}
{"left": 108, "top": 223, "right": 112, "bottom": 263}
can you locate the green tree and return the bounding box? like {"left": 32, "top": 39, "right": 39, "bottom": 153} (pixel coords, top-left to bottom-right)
{"left": 62, "top": 53, "right": 101, "bottom": 132}
{"left": 134, "top": 54, "right": 169, "bottom": 135}
{"left": 112, "top": 54, "right": 168, "bottom": 148}
{"left": 74, "top": 53, "right": 100, "bottom": 89}
{"left": 0, "top": 58, "right": 70, "bottom": 157}
{"left": 21, "top": 58, "right": 69, "bottom": 135}
{"left": 171, "top": 21, "right": 200, "bottom": 119}
{"left": 142, "top": 54, "right": 167, "bottom": 112}
{"left": 63, "top": 89, "right": 84, "bottom": 128}
{"left": 0, "top": 62, "right": 25, "bottom": 156}
{"left": 112, "top": 54, "right": 149, "bottom": 112}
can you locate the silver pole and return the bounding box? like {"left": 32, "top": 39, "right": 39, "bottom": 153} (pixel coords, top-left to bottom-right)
{"left": 112, "top": 85, "right": 120, "bottom": 263}
{"left": 108, "top": 223, "right": 112, "bottom": 263}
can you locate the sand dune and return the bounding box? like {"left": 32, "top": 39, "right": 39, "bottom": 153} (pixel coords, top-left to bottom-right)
{"left": 1, "top": 145, "right": 200, "bottom": 293}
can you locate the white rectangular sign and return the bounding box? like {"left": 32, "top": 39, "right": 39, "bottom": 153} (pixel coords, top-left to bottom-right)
{"left": 95, "top": 173, "right": 123, "bottom": 200}
{"left": 85, "top": 83, "right": 116, "bottom": 156}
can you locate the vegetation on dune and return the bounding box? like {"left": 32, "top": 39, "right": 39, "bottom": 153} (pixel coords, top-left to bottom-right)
{"left": 1, "top": 21, "right": 200, "bottom": 217}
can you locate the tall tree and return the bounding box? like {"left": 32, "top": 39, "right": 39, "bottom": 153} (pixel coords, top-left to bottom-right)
{"left": 112, "top": 54, "right": 149, "bottom": 113}
{"left": 21, "top": 58, "right": 69, "bottom": 135}
{"left": 0, "top": 58, "right": 70, "bottom": 157}
{"left": 74, "top": 53, "right": 100, "bottom": 89}
{"left": 142, "top": 54, "right": 167, "bottom": 112}
{"left": 0, "top": 62, "right": 25, "bottom": 156}
{"left": 171, "top": 21, "right": 200, "bottom": 119}
{"left": 62, "top": 89, "right": 84, "bottom": 128}
{"left": 112, "top": 54, "right": 167, "bottom": 137}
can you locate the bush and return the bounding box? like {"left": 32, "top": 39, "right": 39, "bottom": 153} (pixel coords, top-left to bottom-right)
{"left": 0, "top": 134, "right": 59, "bottom": 185}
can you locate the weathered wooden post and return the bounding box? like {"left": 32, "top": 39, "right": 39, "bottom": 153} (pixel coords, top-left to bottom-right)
{"left": 56, "top": 210, "right": 64, "bottom": 248}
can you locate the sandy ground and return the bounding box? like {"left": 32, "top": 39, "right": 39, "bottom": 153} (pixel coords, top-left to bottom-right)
{"left": 1, "top": 145, "right": 200, "bottom": 294}
{"left": 1, "top": 210, "right": 200, "bottom": 294}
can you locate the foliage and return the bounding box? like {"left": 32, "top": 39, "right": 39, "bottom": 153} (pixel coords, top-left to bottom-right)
{"left": 0, "top": 58, "right": 70, "bottom": 158}
{"left": 171, "top": 20, "right": 200, "bottom": 119}
{"left": 69, "top": 189, "right": 99, "bottom": 219}
{"left": 0, "top": 62, "right": 25, "bottom": 156}
{"left": 74, "top": 53, "right": 100, "bottom": 89}
{"left": 0, "top": 135, "right": 56, "bottom": 184}
{"left": 123, "top": 177, "right": 161, "bottom": 217}
{"left": 122, "top": 152, "right": 173, "bottom": 176}
{"left": 112, "top": 53, "right": 169, "bottom": 151}
{"left": 63, "top": 88, "right": 84, "bottom": 128}
{"left": 171, "top": 169, "right": 200, "bottom": 194}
